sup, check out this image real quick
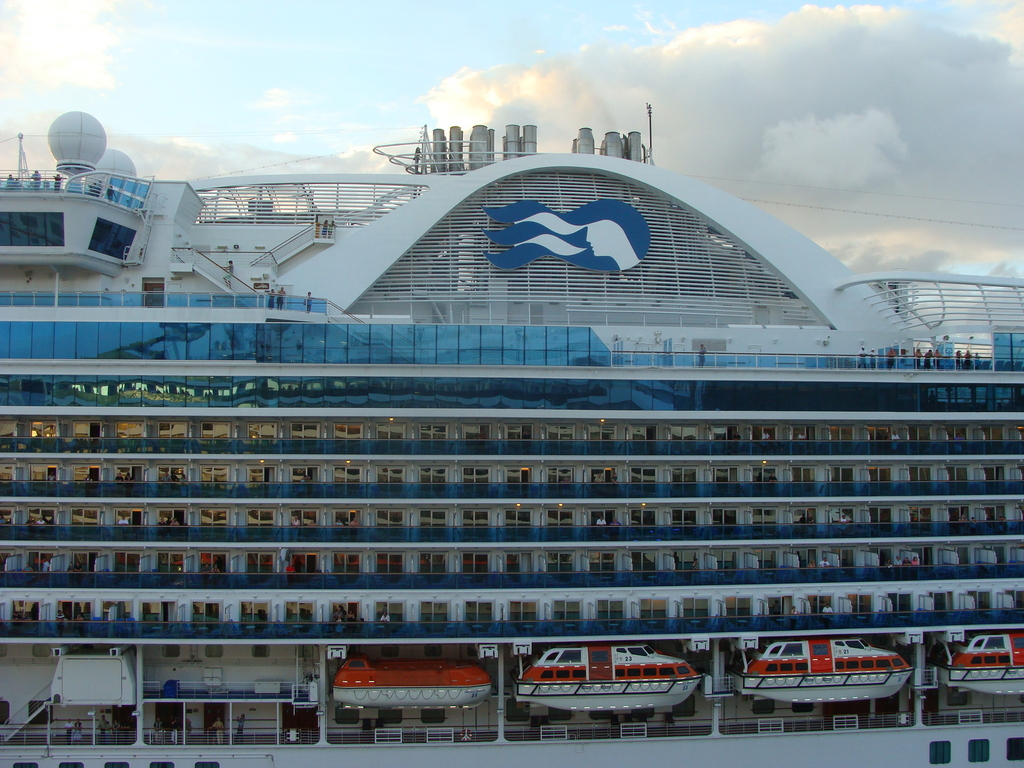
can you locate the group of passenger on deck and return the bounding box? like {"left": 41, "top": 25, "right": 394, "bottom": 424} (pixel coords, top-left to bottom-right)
{"left": 858, "top": 346, "right": 978, "bottom": 369}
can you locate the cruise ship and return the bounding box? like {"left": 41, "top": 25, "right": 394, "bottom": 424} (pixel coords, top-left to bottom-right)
{"left": 0, "top": 111, "right": 1022, "bottom": 768}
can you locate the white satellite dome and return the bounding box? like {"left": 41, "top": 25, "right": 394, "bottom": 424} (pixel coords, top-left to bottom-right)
{"left": 47, "top": 111, "right": 107, "bottom": 175}
{"left": 97, "top": 148, "right": 137, "bottom": 177}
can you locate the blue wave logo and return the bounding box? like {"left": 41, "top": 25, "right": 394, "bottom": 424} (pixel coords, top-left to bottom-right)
{"left": 482, "top": 200, "right": 651, "bottom": 271}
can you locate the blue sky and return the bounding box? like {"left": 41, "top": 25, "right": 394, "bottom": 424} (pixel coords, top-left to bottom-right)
{"left": 1, "top": 0, "right": 1023, "bottom": 276}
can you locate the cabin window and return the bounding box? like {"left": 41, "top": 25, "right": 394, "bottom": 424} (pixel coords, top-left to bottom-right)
{"left": 986, "top": 637, "right": 1008, "bottom": 650}
{"left": 555, "top": 670, "right": 570, "bottom": 679}
{"left": 795, "top": 663, "right": 808, "bottom": 671}
{"left": 1015, "top": 638, "right": 1024, "bottom": 650}
{"left": 968, "top": 739, "right": 990, "bottom": 763}
{"left": 348, "top": 660, "right": 366, "bottom": 669}
{"left": 811, "top": 643, "right": 828, "bottom": 655}
{"left": 765, "top": 664, "right": 778, "bottom": 672}
{"left": 779, "top": 663, "right": 793, "bottom": 671}
{"left": 860, "top": 660, "right": 874, "bottom": 669}
{"left": 591, "top": 650, "right": 610, "bottom": 663}
{"left": 627, "top": 669, "right": 641, "bottom": 677}
{"left": 558, "top": 650, "right": 583, "bottom": 664}
{"left": 643, "top": 667, "right": 657, "bottom": 676}
{"left": 659, "top": 669, "right": 673, "bottom": 676}
{"left": 540, "top": 670, "right": 553, "bottom": 679}
{"left": 572, "top": 670, "right": 586, "bottom": 678}
{"left": 947, "top": 689, "right": 971, "bottom": 706}
{"left": 1007, "top": 737, "right": 1024, "bottom": 760}
{"left": 845, "top": 661, "right": 859, "bottom": 669}
{"left": 930, "top": 742, "right": 952, "bottom": 764}
{"left": 836, "top": 661, "right": 845, "bottom": 670}
{"left": 876, "top": 659, "right": 891, "bottom": 668}
{"left": 782, "top": 643, "right": 803, "bottom": 656}
{"left": 751, "top": 698, "right": 775, "bottom": 715}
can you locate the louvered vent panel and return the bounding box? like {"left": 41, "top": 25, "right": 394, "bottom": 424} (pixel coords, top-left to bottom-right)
{"left": 354, "top": 171, "right": 824, "bottom": 327}
{"left": 196, "top": 183, "right": 426, "bottom": 225}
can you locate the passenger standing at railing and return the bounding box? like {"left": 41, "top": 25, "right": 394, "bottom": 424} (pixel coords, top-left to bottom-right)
{"left": 698, "top": 344, "right": 706, "bottom": 367}
{"left": 53, "top": 174, "right": 61, "bottom": 191}
{"left": 30, "top": 170, "right": 41, "bottom": 189}
{"left": 306, "top": 292, "right": 313, "bottom": 312}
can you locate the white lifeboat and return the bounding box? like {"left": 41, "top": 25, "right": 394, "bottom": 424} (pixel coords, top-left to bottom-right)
{"left": 935, "top": 631, "right": 1024, "bottom": 694}
{"left": 332, "top": 655, "right": 492, "bottom": 708}
{"left": 515, "top": 643, "right": 702, "bottom": 711}
{"left": 731, "top": 638, "right": 912, "bottom": 703}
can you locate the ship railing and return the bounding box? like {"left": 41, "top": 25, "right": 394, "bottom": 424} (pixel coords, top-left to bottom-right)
{"left": 4, "top": 519, "right": 1024, "bottom": 546}
{"left": 2, "top": 610, "right": 1024, "bottom": 641}
{"left": 719, "top": 711, "right": 913, "bottom": 735}
{"left": 1, "top": 725, "right": 136, "bottom": 747}
{"left": 326, "top": 726, "right": 499, "bottom": 745}
{"left": 142, "top": 679, "right": 297, "bottom": 699}
{"left": 5, "top": 436, "right": 1024, "bottom": 459}
{"left": 0, "top": 290, "right": 333, "bottom": 312}
{"left": 610, "top": 350, "right": 993, "bottom": 371}
{"left": 923, "top": 707, "right": 1024, "bottom": 728}
{"left": 0, "top": 169, "right": 152, "bottom": 214}
{"left": 8, "top": 561, "right": 1024, "bottom": 591}
{"left": 703, "top": 676, "right": 735, "bottom": 696}
{"left": 503, "top": 721, "right": 713, "bottom": 742}
{"left": 142, "top": 723, "right": 305, "bottom": 746}
{"left": 3, "top": 478, "right": 1023, "bottom": 502}
{"left": 916, "top": 667, "right": 938, "bottom": 688}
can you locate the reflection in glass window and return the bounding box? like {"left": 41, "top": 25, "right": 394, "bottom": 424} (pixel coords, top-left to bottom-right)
{"left": 0, "top": 211, "right": 64, "bottom": 246}
{"left": 87, "top": 218, "right": 136, "bottom": 259}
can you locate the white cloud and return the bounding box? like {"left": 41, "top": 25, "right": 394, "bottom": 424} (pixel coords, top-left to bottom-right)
{"left": 759, "top": 109, "right": 907, "bottom": 187}
{"left": 251, "top": 88, "right": 310, "bottom": 111}
{"left": 0, "top": 0, "right": 125, "bottom": 94}
{"left": 416, "top": 4, "right": 1024, "bottom": 276}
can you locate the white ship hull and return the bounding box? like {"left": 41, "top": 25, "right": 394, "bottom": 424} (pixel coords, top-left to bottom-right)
{"left": 515, "top": 676, "right": 701, "bottom": 710}
{"left": 334, "top": 684, "right": 492, "bottom": 707}
{"left": 732, "top": 670, "right": 913, "bottom": 702}
{"left": 937, "top": 665, "right": 1024, "bottom": 695}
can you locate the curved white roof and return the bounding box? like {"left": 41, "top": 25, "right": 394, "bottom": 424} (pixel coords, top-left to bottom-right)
{"left": 193, "top": 155, "right": 898, "bottom": 332}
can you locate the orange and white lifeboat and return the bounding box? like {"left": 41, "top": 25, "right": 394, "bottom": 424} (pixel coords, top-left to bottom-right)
{"left": 515, "top": 643, "right": 702, "bottom": 711}
{"left": 332, "top": 655, "right": 492, "bottom": 708}
{"left": 733, "top": 638, "right": 912, "bottom": 702}
{"left": 936, "top": 632, "right": 1024, "bottom": 694}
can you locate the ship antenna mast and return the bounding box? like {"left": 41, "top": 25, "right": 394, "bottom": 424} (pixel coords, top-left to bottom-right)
{"left": 645, "top": 103, "right": 654, "bottom": 166}
{"left": 16, "top": 133, "right": 27, "bottom": 179}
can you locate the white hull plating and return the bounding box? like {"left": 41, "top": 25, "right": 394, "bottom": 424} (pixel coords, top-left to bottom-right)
{"left": 333, "top": 684, "right": 491, "bottom": 707}
{"left": 515, "top": 677, "right": 701, "bottom": 710}
{"left": 937, "top": 665, "right": 1024, "bottom": 695}
{"left": 732, "top": 670, "right": 912, "bottom": 702}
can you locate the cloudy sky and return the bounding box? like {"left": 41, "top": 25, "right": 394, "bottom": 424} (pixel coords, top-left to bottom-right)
{"left": 2, "top": 0, "right": 1023, "bottom": 277}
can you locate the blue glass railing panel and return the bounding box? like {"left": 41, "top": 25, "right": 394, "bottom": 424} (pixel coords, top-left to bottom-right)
{"left": 2, "top": 480, "right": 1019, "bottom": 501}
{"left": 3, "top": 609, "right": 1024, "bottom": 641}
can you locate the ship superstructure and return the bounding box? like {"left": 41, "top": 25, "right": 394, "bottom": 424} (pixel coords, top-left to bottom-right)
{"left": 0, "top": 113, "right": 1021, "bottom": 767}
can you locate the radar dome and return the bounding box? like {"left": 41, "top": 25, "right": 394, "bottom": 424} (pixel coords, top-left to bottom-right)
{"left": 97, "top": 148, "right": 137, "bottom": 177}
{"left": 47, "top": 111, "right": 107, "bottom": 175}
